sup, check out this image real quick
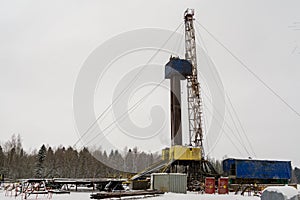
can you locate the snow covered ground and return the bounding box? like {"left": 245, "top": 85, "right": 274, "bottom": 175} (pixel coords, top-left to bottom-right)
{"left": 0, "top": 190, "right": 260, "bottom": 200}
{"left": 149, "top": 192, "right": 260, "bottom": 200}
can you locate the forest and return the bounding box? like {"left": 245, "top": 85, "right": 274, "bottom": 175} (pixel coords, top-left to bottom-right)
{"left": 0, "top": 134, "right": 161, "bottom": 180}
{"left": 8, "top": 134, "right": 300, "bottom": 182}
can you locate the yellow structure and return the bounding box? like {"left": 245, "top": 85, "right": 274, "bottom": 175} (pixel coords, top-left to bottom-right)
{"left": 162, "top": 145, "right": 201, "bottom": 161}
{"left": 162, "top": 148, "right": 170, "bottom": 160}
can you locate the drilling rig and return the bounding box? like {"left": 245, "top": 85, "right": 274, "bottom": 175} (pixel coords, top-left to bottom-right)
{"left": 162, "top": 8, "right": 218, "bottom": 186}
{"left": 184, "top": 8, "right": 204, "bottom": 149}
{"left": 131, "top": 9, "right": 218, "bottom": 188}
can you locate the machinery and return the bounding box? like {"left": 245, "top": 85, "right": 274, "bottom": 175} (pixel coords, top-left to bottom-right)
{"left": 131, "top": 9, "right": 218, "bottom": 189}
{"left": 131, "top": 9, "right": 293, "bottom": 191}
{"left": 223, "top": 158, "right": 292, "bottom": 184}
{"left": 184, "top": 8, "right": 204, "bottom": 149}
{"left": 159, "top": 8, "right": 219, "bottom": 187}
{"left": 162, "top": 8, "right": 219, "bottom": 187}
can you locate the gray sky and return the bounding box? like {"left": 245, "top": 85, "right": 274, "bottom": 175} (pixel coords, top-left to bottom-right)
{"left": 1, "top": 1, "right": 300, "bottom": 166}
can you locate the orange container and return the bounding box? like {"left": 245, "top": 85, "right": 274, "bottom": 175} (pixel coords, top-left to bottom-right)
{"left": 205, "top": 177, "right": 215, "bottom": 194}
{"left": 218, "top": 177, "right": 229, "bottom": 194}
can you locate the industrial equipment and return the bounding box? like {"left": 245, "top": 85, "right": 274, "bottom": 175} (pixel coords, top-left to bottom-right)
{"left": 162, "top": 9, "right": 218, "bottom": 186}
{"left": 223, "top": 158, "right": 292, "bottom": 184}
{"left": 131, "top": 8, "right": 219, "bottom": 189}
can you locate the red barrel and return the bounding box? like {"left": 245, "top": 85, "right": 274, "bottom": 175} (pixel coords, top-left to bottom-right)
{"left": 205, "top": 177, "right": 215, "bottom": 194}
{"left": 218, "top": 177, "right": 229, "bottom": 194}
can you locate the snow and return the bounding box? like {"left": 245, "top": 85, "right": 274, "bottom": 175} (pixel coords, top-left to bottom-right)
{"left": 261, "top": 185, "right": 298, "bottom": 200}
{"left": 1, "top": 190, "right": 89, "bottom": 200}
{"left": 0, "top": 190, "right": 260, "bottom": 200}
{"left": 150, "top": 192, "right": 260, "bottom": 200}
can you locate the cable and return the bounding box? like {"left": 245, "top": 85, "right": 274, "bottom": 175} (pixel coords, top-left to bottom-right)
{"left": 196, "top": 20, "right": 300, "bottom": 119}
{"left": 174, "top": 26, "right": 184, "bottom": 57}
{"left": 202, "top": 94, "right": 210, "bottom": 156}
{"left": 195, "top": 25, "right": 209, "bottom": 54}
{"left": 195, "top": 25, "right": 253, "bottom": 156}
{"left": 201, "top": 88, "right": 249, "bottom": 156}
{"left": 225, "top": 92, "right": 257, "bottom": 157}
{"left": 203, "top": 101, "right": 243, "bottom": 157}
{"left": 84, "top": 79, "right": 166, "bottom": 147}
{"left": 73, "top": 23, "right": 184, "bottom": 148}
{"left": 194, "top": 26, "right": 220, "bottom": 156}
{"left": 224, "top": 96, "right": 249, "bottom": 155}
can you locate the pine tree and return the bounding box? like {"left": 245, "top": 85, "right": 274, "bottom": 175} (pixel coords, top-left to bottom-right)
{"left": 293, "top": 167, "right": 300, "bottom": 183}
{"left": 125, "top": 149, "right": 134, "bottom": 172}
{"left": 65, "top": 147, "right": 79, "bottom": 178}
{"left": 44, "top": 147, "right": 56, "bottom": 178}
{"left": 78, "top": 147, "right": 91, "bottom": 178}
{"left": 54, "top": 146, "right": 66, "bottom": 177}
{"left": 0, "top": 145, "right": 4, "bottom": 179}
{"left": 35, "top": 144, "right": 46, "bottom": 178}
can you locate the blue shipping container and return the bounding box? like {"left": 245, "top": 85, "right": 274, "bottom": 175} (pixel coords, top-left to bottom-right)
{"left": 223, "top": 158, "right": 292, "bottom": 180}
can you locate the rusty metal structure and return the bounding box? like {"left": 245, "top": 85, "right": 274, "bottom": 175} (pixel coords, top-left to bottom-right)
{"left": 165, "top": 8, "right": 204, "bottom": 149}
{"left": 184, "top": 8, "right": 204, "bottom": 150}
{"left": 163, "top": 8, "right": 218, "bottom": 187}
{"left": 131, "top": 9, "right": 219, "bottom": 189}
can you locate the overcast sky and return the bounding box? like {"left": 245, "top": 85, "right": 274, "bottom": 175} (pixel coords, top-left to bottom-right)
{"left": 1, "top": 1, "right": 300, "bottom": 166}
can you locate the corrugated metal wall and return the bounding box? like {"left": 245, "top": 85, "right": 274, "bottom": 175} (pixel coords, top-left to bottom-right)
{"left": 151, "top": 173, "right": 187, "bottom": 194}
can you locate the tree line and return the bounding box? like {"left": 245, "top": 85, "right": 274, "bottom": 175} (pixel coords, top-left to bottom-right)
{"left": 7, "top": 134, "right": 294, "bottom": 183}
{"left": 0, "top": 134, "right": 160, "bottom": 180}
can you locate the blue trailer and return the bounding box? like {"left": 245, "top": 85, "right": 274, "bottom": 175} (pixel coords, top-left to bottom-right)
{"left": 222, "top": 158, "right": 292, "bottom": 184}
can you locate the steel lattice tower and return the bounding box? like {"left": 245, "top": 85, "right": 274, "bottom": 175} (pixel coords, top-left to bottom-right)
{"left": 184, "top": 9, "right": 204, "bottom": 151}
